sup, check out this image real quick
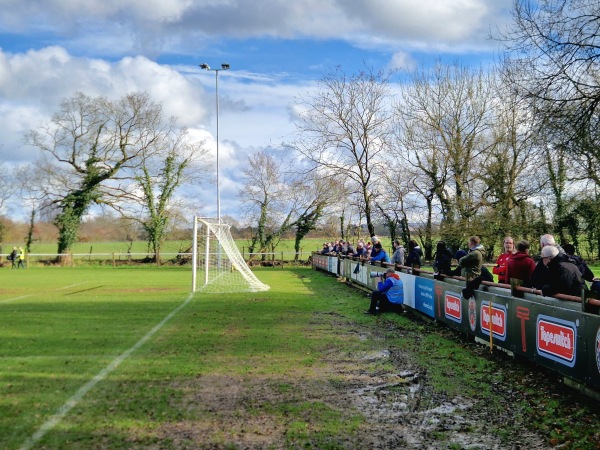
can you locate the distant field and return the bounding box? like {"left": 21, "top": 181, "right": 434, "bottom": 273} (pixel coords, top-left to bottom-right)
{"left": 3, "top": 239, "right": 331, "bottom": 260}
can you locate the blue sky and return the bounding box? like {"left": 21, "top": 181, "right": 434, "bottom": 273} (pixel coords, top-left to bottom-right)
{"left": 0, "top": 0, "right": 513, "bottom": 222}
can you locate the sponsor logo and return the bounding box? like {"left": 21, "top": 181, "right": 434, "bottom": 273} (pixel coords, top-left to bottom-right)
{"left": 415, "top": 278, "right": 435, "bottom": 318}
{"left": 314, "top": 255, "right": 329, "bottom": 269}
{"left": 480, "top": 302, "right": 507, "bottom": 340}
{"left": 468, "top": 298, "right": 476, "bottom": 332}
{"left": 595, "top": 328, "right": 600, "bottom": 375}
{"left": 445, "top": 292, "right": 462, "bottom": 323}
{"left": 536, "top": 315, "right": 576, "bottom": 367}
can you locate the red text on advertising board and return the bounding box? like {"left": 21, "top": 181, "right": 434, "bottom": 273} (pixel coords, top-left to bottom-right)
{"left": 481, "top": 304, "right": 506, "bottom": 337}
{"left": 445, "top": 294, "right": 461, "bottom": 321}
{"left": 537, "top": 320, "right": 575, "bottom": 362}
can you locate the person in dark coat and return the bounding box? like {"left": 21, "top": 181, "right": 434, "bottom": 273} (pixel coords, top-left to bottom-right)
{"left": 562, "top": 243, "right": 596, "bottom": 282}
{"left": 533, "top": 246, "right": 587, "bottom": 297}
{"left": 405, "top": 240, "right": 422, "bottom": 268}
{"left": 506, "top": 240, "right": 536, "bottom": 285}
{"left": 432, "top": 241, "right": 453, "bottom": 275}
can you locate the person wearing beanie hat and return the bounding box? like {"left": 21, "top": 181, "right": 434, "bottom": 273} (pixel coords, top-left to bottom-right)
{"left": 532, "top": 244, "right": 587, "bottom": 297}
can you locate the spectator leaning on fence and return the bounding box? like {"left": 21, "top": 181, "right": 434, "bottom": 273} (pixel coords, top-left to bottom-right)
{"left": 391, "top": 239, "right": 406, "bottom": 266}
{"left": 533, "top": 245, "right": 587, "bottom": 297}
{"left": 506, "top": 240, "right": 536, "bottom": 286}
{"left": 457, "top": 236, "right": 485, "bottom": 299}
{"left": 562, "top": 243, "right": 596, "bottom": 283}
{"left": 529, "top": 233, "right": 563, "bottom": 288}
{"left": 369, "top": 242, "right": 390, "bottom": 263}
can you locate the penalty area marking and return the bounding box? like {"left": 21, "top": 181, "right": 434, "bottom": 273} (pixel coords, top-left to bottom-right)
{"left": 19, "top": 291, "right": 196, "bottom": 450}
{"left": 0, "top": 281, "right": 91, "bottom": 304}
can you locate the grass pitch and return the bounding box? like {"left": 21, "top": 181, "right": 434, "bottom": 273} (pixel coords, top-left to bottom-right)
{"left": 0, "top": 266, "right": 364, "bottom": 449}
{"left": 2, "top": 266, "right": 598, "bottom": 449}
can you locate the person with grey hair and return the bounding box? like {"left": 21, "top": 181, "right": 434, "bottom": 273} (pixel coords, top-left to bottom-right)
{"left": 390, "top": 239, "right": 406, "bottom": 265}
{"left": 531, "top": 246, "right": 587, "bottom": 297}
{"left": 529, "top": 233, "right": 565, "bottom": 288}
{"left": 364, "top": 267, "right": 404, "bottom": 315}
{"left": 539, "top": 233, "right": 565, "bottom": 253}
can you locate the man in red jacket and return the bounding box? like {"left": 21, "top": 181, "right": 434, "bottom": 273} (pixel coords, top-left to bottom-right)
{"left": 506, "top": 240, "right": 536, "bottom": 285}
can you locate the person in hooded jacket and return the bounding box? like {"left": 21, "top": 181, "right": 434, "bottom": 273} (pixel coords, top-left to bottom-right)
{"left": 562, "top": 243, "right": 596, "bottom": 282}
{"left": 506, "top": 240, "right": 536, "bottom": 285}
{"left": 364, "top": 267, "right": 404, "bottom": 315}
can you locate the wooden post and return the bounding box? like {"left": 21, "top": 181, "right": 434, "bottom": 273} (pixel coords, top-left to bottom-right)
{"left": 112, "top": 252, "right": 116, "bottom": 268}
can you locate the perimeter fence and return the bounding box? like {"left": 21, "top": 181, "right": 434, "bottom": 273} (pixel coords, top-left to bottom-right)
{"left": 1, "top": 251, "right": 314, "bottom": 268}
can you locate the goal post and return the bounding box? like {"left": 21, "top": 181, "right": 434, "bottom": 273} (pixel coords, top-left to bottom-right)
{"left": 191, "top": 217, "right": 270, "bottom": 293}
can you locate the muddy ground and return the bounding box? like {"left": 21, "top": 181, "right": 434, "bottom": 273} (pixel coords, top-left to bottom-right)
{"left": 164, "top": 309, "right": 599, "bottom": 450}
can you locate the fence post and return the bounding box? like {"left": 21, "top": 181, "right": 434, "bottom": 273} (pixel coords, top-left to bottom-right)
{"left": 70, "top": 253, "right": 74, "bottom": 267}
{"left": 112, "top": 252, "right": 116, "bottom": 268}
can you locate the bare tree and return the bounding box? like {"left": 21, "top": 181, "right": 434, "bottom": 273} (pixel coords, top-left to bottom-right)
{"left": 501, "top": 1, "right": 600, "bottom": 184}
{"left": 27, "top": 91, "right": 175, "bottom": 257}
{"left": 394, "top": 63, "right": 494, "bottom": 245}
{"left": 113, "top": 125, "right": 211, "bottom": 264}
{"left": 239, "top": 151, "right": 296, "bottom": 260}
{"left": 292, "top": 66, "right": 394, "bottom": 237}
{"left": 479, "top": 80, "right": 544, "bottom": 243}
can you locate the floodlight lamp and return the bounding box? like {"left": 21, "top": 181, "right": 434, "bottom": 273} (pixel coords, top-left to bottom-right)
{"left": 199, "top": 63, "right": 210, "bottom": 70}
{"left": 221, "top": 63, "right": 230, "bottom": 70}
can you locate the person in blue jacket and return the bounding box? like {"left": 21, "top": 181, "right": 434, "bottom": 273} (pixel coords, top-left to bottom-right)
{"left": 369, "top": 242, "right": 390, "bottom": 263}
{"left": 365, "top": 267, "right": 404, "bottom": 314}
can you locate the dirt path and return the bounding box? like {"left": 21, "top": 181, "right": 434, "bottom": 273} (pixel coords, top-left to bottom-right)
{"left": 162, "top": 305, "right": 600, "bottom": 449}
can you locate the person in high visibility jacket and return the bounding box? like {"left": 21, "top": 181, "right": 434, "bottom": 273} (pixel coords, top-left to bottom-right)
{"left": 17, "top": 247, "right": 25, "bottom": 269}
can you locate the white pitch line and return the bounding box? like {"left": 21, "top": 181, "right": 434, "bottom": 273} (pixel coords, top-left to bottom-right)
{"left": 0, "top": 294, "right": 33, "bottom": 304}
{"left": 19, "top": 291, "right": 195, "bottom": 450}
{"left": 0, "top": 281, "right": 91, "bottom": 304}
{"left": 58, "top": 281, "right": 90, "bottom": 290}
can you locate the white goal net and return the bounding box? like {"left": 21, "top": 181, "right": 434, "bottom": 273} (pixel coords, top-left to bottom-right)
{"left": 192, "top": 217, "right": 270, "bottom": 293}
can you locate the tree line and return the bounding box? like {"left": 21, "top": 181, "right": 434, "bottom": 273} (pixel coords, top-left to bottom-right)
{"left": 239, "top": 0, "right": 600, "bottom": 262}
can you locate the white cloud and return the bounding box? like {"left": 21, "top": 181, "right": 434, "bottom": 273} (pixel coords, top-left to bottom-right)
{"left": 0, "top": 45, "right": 310, "bottom": 219}
{"left": 0, "top": 0, "right": 512, "bottom": 56}
{"left": 388, "top": 51, "right": 417, "bottom": 72}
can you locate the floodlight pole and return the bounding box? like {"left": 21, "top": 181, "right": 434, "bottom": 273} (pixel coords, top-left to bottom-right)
{"left": 199, "top": 63, "right": 230, "bottom": 224}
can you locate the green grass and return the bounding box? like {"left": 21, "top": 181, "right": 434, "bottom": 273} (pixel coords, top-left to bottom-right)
{"left": 0, "top": 266, "right": 370, "bottom": 449}
{"left": 1, "top": 266, "right": 598, "bottom": 449}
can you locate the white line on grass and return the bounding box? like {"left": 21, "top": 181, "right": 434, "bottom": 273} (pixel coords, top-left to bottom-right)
{"left": 19, "top": 291, "right": 195, "bottom": 450}
{"left": 0, "top": 282, "right": 90, "bottom": 304}
{"left": 0, "top": 294, "right": 33, "bottom": 304}
{"left": 58, "top": 281, "right": 90, "bottom": 290}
